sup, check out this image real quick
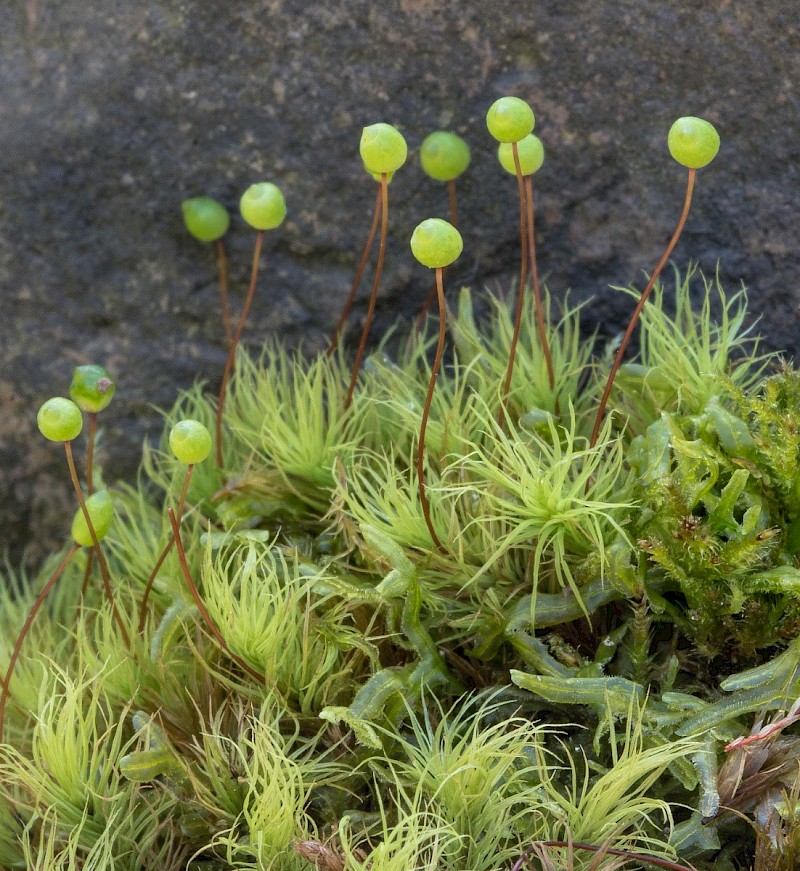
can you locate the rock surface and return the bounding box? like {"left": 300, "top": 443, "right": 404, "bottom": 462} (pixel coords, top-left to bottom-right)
{"left": 1, "top": 0, "right": 799, "bottom": 565}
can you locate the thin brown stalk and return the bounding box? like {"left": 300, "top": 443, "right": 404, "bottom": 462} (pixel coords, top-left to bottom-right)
{"left": 328, "top": 184, "right": 382, "bottom": 356}
{"left": 64, "top": 440, "right": 130, "bottom": 647}
{"left": 499, "top": 141, "right": 528, "bottom": 427}
{"left": 215, "top": 238, "right": 232, "bottom": 346}
{"left": 589, "top": 168, "right": 696, "bottom": 447}
{"left": 79, "top": 411, "right": 98, "bottom": 602}
{"left": 417, "top": 266, "right": 448, "bottom": 554}
{"left": 525, "top": 174, "right": 554, "bottom": 390}
{"left": 345, "top": 173, "right": 389, "bottom": 409}
{"left": 167, "top": 508, "right": 264, "bottom": 683}
{"left": 138, "top": 464, "right": 194, "bottom": 633}
{"left": 216, "top": 229, "right": 265, "bottom": 468}
{"left": 0, "top": 543, "right": 79, "bottom": 745}
{"left": 511, "top": 840, "right": 696, "bottom": 871}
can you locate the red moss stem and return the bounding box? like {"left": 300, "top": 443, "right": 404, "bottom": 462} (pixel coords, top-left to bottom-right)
{"left": 417, "top": 266, "right": 448, "bottom": 554}
{"left": 168, "top": 508, "right": 264, "bottom": 683}
{"left": 215, "top": 238, "right": 232, "bottom": 347}
{"left": 64, "top": 440, "right": 130, "bottom": 647}
{"left": 345, "top": 173, "right": 389, "bottom": 409}
{"left": 0, "top": 543, "right": 80, "bottom": 745}
{"left": 499, "top": 141, "right": 528, "bottom": 426}
{"left": 216, "top": 229, "right": 265, "bottom": 468}
{"left": 524, "top": 174, "right": 554, "bottom": 391}
{"left": 138, "top": 464, "right": 194, "bottom": 633}
{"left": 328, "top": 184, "right": 382, "bottom": 357}
{"left": 589, "top": 168, "right": 696, "bottom": 447}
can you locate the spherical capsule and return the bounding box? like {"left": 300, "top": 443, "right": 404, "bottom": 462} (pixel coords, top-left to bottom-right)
{"left": 410, "top": 218, "right": 463, "bottom": 269}
{"left": 181, "top": 197, "right": 230, "bottom": 242}
{"left": 69, "top": 364, "right": 116, "bottom": 414}
{"left": 37, "top": 397, "right": 83, "bottom": 442}
{"left": 71, "top": 489, "right": 114, "bottom": 547}
{"left": 240, "top": 183, "right": 286, "bottom": 230}
{"left": 486, "top": 97, "right": 535, "bottom": 143}
{"left": 420, "top": 131, "right": 471, "bottom": 182}
{"left": 667, "top": 117, "right": 720, "bottom": 169}
{"left": 360, "top": 123, "right": 408, "bottom": 175}
{"left": 498, "top": 134, "right": 545, "bottom": 177}
{"left": 169, "top": 419, "right": 212, "bottom": 465}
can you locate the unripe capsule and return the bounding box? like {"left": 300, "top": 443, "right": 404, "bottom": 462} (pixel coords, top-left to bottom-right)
{"left": 169, "top": 419, "right": 212, "bottom": 465}
{"left": 181, "top": 197, "right": 230, "bottom": 242}
{"left": 486, "top": 97, "right": 535, "bottom": 143}
{"left": 360, "top": 123, "right": 408, "bottom": 175}
{"left": 668, "top": 117, "right": 720, "bottom": 169}
{"left": 69, "top": 364, "right": 116, "bottom": 414}
{"left": 71, "top": 489, "right": 114, "bottom": 547}
{"left": 498, "top": 134, "right": 544, "bottom": 176}
{"left": 420, "top": 131, "right": 470, "bottom": 182}
{"left": 410, "top": 218, "right": 463, "bottom": 269}
{"left": 37, "top": 397, "right": 83, "bottom": 442}
{"left": 240, "top": 183, "right": 286, "bottom": 230}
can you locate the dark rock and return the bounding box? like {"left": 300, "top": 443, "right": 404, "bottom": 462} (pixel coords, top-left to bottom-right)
{"left": 1, "top": 0, "right": 799, "bottom": 565}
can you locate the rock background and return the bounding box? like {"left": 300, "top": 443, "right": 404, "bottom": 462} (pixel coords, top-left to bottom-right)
{"left": 1, "top": 0, "right": 798, "bottom": 566}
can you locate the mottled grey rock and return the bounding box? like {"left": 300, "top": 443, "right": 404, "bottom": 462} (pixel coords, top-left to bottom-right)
{"left": 1, "top": 0, "right": 799, "bottom": 565}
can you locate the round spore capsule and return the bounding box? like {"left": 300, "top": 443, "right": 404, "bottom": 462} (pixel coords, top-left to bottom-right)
{"left": 410, "top": 218, "right": 463, "bottom": 269}
{"left": 181, "top": 197, "right": 230, "bottom": 242}
{"left": 668, "top": 117, "right": 720, "bottom": 169}
{"left": 37, "top": 397, "right": 83, "bottom": 442}
{"left": 420, "top": 131, "right": 471, "bottom": 182}
{"left": 486, "top": 97, "right": 535, "bottom": 143}
{"left": 240, "top": 183, "right": 286, "bottom": 230}
{"left": 498, "top": 134, "right": 545, "bottom": 176}
{"left": 360, "top": 123, "right": 408, "bottom": 175}
{"left": 71, "top": 489, "right": 114, "bottom": 547}
{"left": 69, "top": 364, "right": 116, "bottom": 414}
{"left": 169, "top": 419, "right": 212, "bottom": 465}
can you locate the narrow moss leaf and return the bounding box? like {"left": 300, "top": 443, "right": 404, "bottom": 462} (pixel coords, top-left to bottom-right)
{"left": 37, "top": 397, "right": 83, "bottom": 442}
{"left": 486, "top": 96, "right": 535, "bottom": 143}
{"left": 181, "top": 196, "right": 230, "bottom": 242}
{"left": 169, "top": 419, "right": 212, "bottom": 465}
{"left": 69, "top": 364, "right": 116, "bottom": 413}
{"left": 71, "top": 489, "right": 114, "bottom": 547}
{"left": 360, "top": 123, "right": 408, "bottom": 175}
{"left": 240, "top": 182, "right": 286, "bottom": 230}
{"left": 420, "top": 131, "right": 470, "bottom": 182}
{"left": 410, "top": 218, "right": 463, "bottom": 269}
{"left": 498, "top": 134, "right": 544, "bottom": 176}
{"left": 668, "top": 116, "right": 720, "bottom": 168}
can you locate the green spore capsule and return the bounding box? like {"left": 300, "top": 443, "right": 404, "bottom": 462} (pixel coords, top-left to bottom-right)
{"left": 169, "top": 419, "right": 212, "bottom": 465}
{"left": 37, "top": 397, "right": 83, "bottom": 442}
{"left": 71, "top": 489, "right": 113, "bottom": 547}
{"left": 181, "top": 197, "right": 230, "bottom": 242}
{"left": 410, "top": 218, "right": 463, "bottom": 269}
{"left": 420, "top": 131, "right": 471, "bottom": 182}
{"left": 360, "top": 123, "right": 408, "bottom": 175}
{"left": 486, "top": 96, "right": 535, "bottom": 143}
{"left": 239, "top": 183, "right": 286, "bottom": 230}
{"left": 668, "top": 117, "right": 720, "bottom": 169}
{"left": 69, "top": 364, "right": 116, "bottom": 414}
{"left": 498, "top": 134, "right": 545, "bottom": 176}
